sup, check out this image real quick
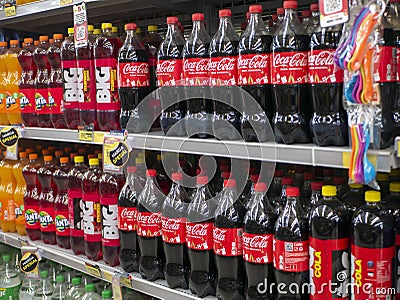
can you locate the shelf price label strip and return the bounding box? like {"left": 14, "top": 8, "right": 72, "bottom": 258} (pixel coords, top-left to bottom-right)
{"left": 59, "top": 0, "right": 73, "bottom": 6}
{"left": 342, "top": 151, "right": 377, "bottom": 168}
{"left": 4, "top": 0, "right": 16, "bottom": 17}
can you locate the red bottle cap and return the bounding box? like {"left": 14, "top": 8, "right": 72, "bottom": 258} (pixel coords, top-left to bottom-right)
{"left": 311, "top": 181, "right": 323, "bottom": 190}
{"left": 222, "top": 171, "right": 231, "bottom": 179}
{"left": 249, "top": 4, "right": 262, "bottom": 13}
{"left": 310, "top": 4, "right": 319, "bottom": 11}
{"left": 274, "top": 169, "right": 284, "bottom": 177}
{"left": 246, "top": 11, "right": 250, "bottom": 20}
{"left": 281, "top": 177, "right": 294, "bottom": 185}
{"left": 272, "top": 14, "right": 278, "bottom": 21}
{"left": 197, "top": 176, "right": 209, "bottom": 185}
{"left": 303, "top": 172, "right": 315, "bottom": 181}
{"left": 172, "top": 172, "right": 183, "bottom": 181}
{"left": 250, "top": 174, "right": 259, "bottom": 183}
{"left": 286, "top": 187, "right": 300, "bottom": 197}
{"left": 254, "top": 182, "right": 267, "bottom": 192}
{"left": 220, "top": 165, "right": 230, "bottom": 172}
{"left": 333, "top": 176, "right": 346, "bottom": 185}
{"left": 125, "top": 23, "right": 137, "bottom": 31}
{"left": 219, "top": 9, "right": 232, "bottom": 18}
{"left": 192, "top": 13, "right": 204, "bottom": 21}
{"left": 284, "top": 1, "right": 298, "bottom": 9}
{"left": 146, "top": 169, "right": 157, "bottom": 177}
{"left": 277, "top": 7, "right": 285, "bottom": 14}
{"left": 224, "top": 179, "right": 236, "bottom": 188}
{"left": 302, "top": 10, "right": 311, "bottom": 17}
{"left": 167, "top": 16, "right": 179, "bottom": 24}
{"left": 127, "top": 166, "right": 137, "bottom": 173}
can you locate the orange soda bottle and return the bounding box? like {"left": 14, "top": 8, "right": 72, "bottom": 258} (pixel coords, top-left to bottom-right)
{"left": 0, "top": 152, "right": 17, "bottom": 232}
{"left": 0, "top": 41, "right": 9, "bottom": 125}
{"left": 14, "top": 151, "right": 28, "bottom": 235}
{"left": 5, "top": 40, "right": 22, "bottom": 125}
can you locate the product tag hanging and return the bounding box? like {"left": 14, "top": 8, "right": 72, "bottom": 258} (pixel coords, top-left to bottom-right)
{"left": 319, "top": 0, "right": 349, "bottom": 27}
{"left": 0, "top": 126, "right": 20, "bottom": 160}
{"left": 73, "top": 2, "right": 88, "bottom": 48}
{"left": 103, "top": 131, "right": 130, "bottom": 174}
{"left": 20, "top": 246, "right": 42, "bottom": 279}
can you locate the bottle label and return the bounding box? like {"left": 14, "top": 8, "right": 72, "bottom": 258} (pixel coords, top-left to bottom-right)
{"left": 396, "top": 235, "right": 400, "bottom": 299}
{"left": 183, "top": 57, "right": 210, "bottom": 85}
{"left": 25, "top": 204, "right": 40, "bottom": 229}
{"left": 95, "top": 58, "right": 120, "bottom": 111}
{"left": 55, "top": 210, "right": 70, "bottom": 236}
{"left": 14, "top": 203, "right": 24, "bottom": 225}
{"left": 83, "top": 193, "right": 102, "bottom": 242}
{"left": 397, "top": 48, "right": 400, "bottom": 81}
{"left": 0, "top": 91, "right": 5, "bottom": 115}
{"left": 157, "top": 59, "right": 183, "bottom": 87}
{"left": 271, "top": 51, "right": 308, "bottom": 84}
{"left": 309, "top": 237, "right": 350, "bottom": 299}
{"left": 238, "top": 53, "right": 270, "bottom": 85}
{"left": 77, "top": 59, "right": 96, "bottom": 110}
{"left": 35, "top": 88, "right": 49, "bottom": 114}
{"left": 273, "top": 239, "right": 309, "bottom": 272}
{"left": 39, "top": 206, "right": 55, "bottom": 232}
{"left": 213, "top": 227, "right": 243, "bottom": 256}
{"left": 48, "top": 87, "right": 63, "bottom": 114}
{"left": 117, "top": 62, "right": 150, "bottom": 88}
{"left": 351, "top": 244, "right": 395, "bottom": 300}
{"left": 209, "top": 56, "right": 237, "bottom": 86}
{"left": 137, "top": 211, "right": 162, "bottom": 237}
{"left": 243, "top": 232, "right": 273, "bottom": 264}
{"left": 62, "top": 60, "right": 79, "bottom": 109}
{"left": 161, "top": 217, "right": 186, "bottom": 244}
{"left": 20, "top": 88, "right": 36, "bottom": 113}
{"left": 186, "top": 222, "right": 213, "bottom": 250}
{"left": 5, "top": 91, "right": 19, "bottom": 113}
{"left": 118, "top": 206, "right": 137, "bottom": 231}
{"left": 100, "top": 195, "right": 120, "bottom": 247}
{"left": 3, "top": 199, "right": 15, "bottom": 221}
{"left": 68, "top": 189, "right": 83, "bottom": 236}
{"left": 308, "top": 49, "right": 344, "bottom": 83}
{"left": 0, "top": 285, "right": 21, "bottom": 299}
{"left": 374, "top": 45, "right": 397, "bottom": 83}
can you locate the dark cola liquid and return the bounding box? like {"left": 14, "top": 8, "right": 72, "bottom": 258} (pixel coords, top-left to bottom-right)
{"left": 341, "top": 186, "right": 365, "bottom": 217}
{"left": 272, "top": 34, "right": 311, "bottom": 144}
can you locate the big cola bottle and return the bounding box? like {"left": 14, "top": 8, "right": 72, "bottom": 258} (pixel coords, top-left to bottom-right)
{"left": 309, "top": 186, "right": 351, "bottom": 300}
{"left": 306, "top": 4, "right": 320, "bottom": 35}
{"left": 273, "top": 187, "right": 309, "bottom": 300}
{"left": 244, "top": 182, "right": 277, "bottom": 299}
{"left": 118, "top": 23, "right": 151, "bottom": 130}
{"left": 238, "top": 5, "right": 273, "bottom": 142}
{"left": 161, "top": 172, "right": 190, "bottom": 289}
{"left": 183, "top": 13, "right": 213, "bottom": 138}
{"left": 143, "top": 25, "right": 163, "bottom": 92}
{"left": 209, "top": 9, "right": 241, "bottom": 140}
{"left": 213, "top": 179, "right": 246, "bottom": 299}
{"left": 272, "top": 1, "right": 311, "bottom": 144}
{"left": 186, "top": 175, "right": 216, "bottom": 297}
{"left": 137, "top": 169, "right": 165, "bottom": 281}
{"left": 158, "top": 16, "right": 186, "bottom": 136}
{"left": 309, "top": 20, "right": 347, "bottom": 146}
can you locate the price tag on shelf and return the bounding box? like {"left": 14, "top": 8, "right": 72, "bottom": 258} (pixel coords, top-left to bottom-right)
{"left": 79, "top": 130, "right": 93, "bottom": 142}
{"left": 342, "top": 152, "right": 377, "bottom": 168}
{"left": 94, "top": 132, "right": 105, "bottom": 144}
{"left": 120, "top": 273, "right": 133, "bottom": 288}
{"left": 85, "top": 262, "right": 102, "bottom": 278}
{"left": 59, "top": 0, "right": 73, "bottom": 6}
{"left": 112, "top": 273, "right": 123, "bottom": 300}
{"left": 4, "top": 5, "right": 16, "bottom": 17}
{"left": 103, "top": 132, "right": 130, "bottom": 174}
{"left": 73, "top": 2, "right": 88, "bottom": 48}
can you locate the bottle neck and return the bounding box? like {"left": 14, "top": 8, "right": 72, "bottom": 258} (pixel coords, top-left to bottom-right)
{"left": 192, "top": 20, "right": 207, "bottom": 35}
{"left": 323, "top": 195, "right": 335, "bottom": 201}
{"left": 166, "top": 23, "right": 179, "bottom": 38}
{"left": 278, "top": 14, "right": 284, "bottom": 22}
{"left": 103, "top": 27, "right": 112, "bottom": 34}
{"left": 249, "top": 12, "right": 265, "bottom": 29}
{"left": 217, "top": 16, "right": 234, "bottom": 35}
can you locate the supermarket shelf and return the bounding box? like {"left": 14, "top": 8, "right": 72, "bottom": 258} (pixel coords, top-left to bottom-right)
{"left": 0, "top": 231, "right": 208, "bottom": 300}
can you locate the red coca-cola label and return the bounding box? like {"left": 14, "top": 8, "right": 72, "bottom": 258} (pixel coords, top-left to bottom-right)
{"left": 77, "top": 59, "right": 96, "bottom": 110}
{"left": 95, "top": 58, "right": 120, "bottom": 111}
{"left": 25, "top": 204, "right": 40, "bottom": 229}
{"left": 309, "top": 237, "right": 350, "bottom": 299}
{"left": 157, "top": 59, "right": 182, "bottom": 86}
{"left": 273, "top": 239, "right": 309, "bottom": 272}
{"left": 183, "top": 57, "right": 210, "bottom": 85}
{"left": 397, "top": 48, "right": 400, "bottom": 82}
{"left": 238, "top": 53, "right": 270, "bottom": 85}
{"left": 35, "top": 88, "right": 49, "bottom": 114}
{"left": 100, "top": 195, "right": 120, "bottom": 247}
{"left": 186, "top": 222, "right": 213, "bottom": 250}
{"left": 39, "top": 206, "right": 55, "bottom": 232}
{"left": 308, "top": 49, "right": 344, "bottom": 84}
{"left": 55, "top": 209, "right": 70, "bottom": 237}
{"left": 118, "top": 206, "right": 137, "bottom": 231}
{"left": 213, "top": 227, "right": 243, "bottom": 256}
{"left": 243, "top": 233, "right": 273, "bottom": 264}
{"left": 117, "top": 62, "right": 150, "bottom": 88}
{"left": 209, "top": 56, "right": 237, "bottom": 86}
{"left": 351, "top": 244, "right": 395, "bottom": 300}
{"left": 272, "top": 51, "right": 308, "bottom": 84}
{"left": 374, "top": 46, "right": 397, "bottom": 83}
{"left": 62, "top": 60, "right": 79, "bottom": 109}
{"left": 82, "top": 193, "right": 101, "bottom": 242}
{"left": 161, "top": 217, "right": 186, "bottom": 244}
{"left": 68, "top": 189, "right": 83, "bottom": 237}
{"left": 48, "top": 87, "right": 63, "bottom": 114}
{"left": 19, "top": 88, "right": 36, "bottom": 114}
{"left": 137, "top": 212, "right": 162, "bottom": 237}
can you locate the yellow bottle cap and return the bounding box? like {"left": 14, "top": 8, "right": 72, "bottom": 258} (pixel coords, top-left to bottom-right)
{"left": 365, "top": 191, "right": 380, "bottom": 203}
{"left": 67, "top": 28, "right": 74, "bottom": 34}
{"left": 391, "top": 168, "right": 400, "bottom": 176}
{"left": 390, "top": 182, "right": 400, "bottom": 193}
{"left": 135, "top": 157, "right": 144, "bottom": 164}
{"left": 101, "top": 23, "right": 112, "bottom": 30}
{"left": 88, "top": 25, "right": 94, "bottom": 32}
{"left": 148, "top": 25, "right": 158, "bottom": 32}
{"left": 89, "top": 158, "right": 99, "bottom": 166}
{"left": 74, "top": 156, "right": 84, "bottom": 164}
{"left": 112, "top": 26, "right": 118, "bottom": 33}
{"left": 376, "top": 173, "right": 389, "bottom": 181}
{"left": 322, "top": 185, "right": 336, "bottom": 197}
{"left": 137, "top": 152, "right": 144, "bottom": 158}
{"left": 98, "top": 153, "right": 103, "bottom": 160}
{"left": 136, "top": 28, "right": 141, "bottom": 34}
{"left": 157, "top": 154, "right": 161, "bottom": 161}
{"left": 93, "top": 29, "right": 101, "bottom": 35}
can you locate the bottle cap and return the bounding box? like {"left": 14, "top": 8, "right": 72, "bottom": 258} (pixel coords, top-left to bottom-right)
{"left": 197, "top": 175, "right": 208, "bottom": 185}
{"left": 349, "top": 183, "right": 363, "bottom": 189}
{"left": 125, "top": 23, "right": 137, "bottom": 31}
{"left": 9, "top": 40, "right": 18, "bottom": 46}
{"left": 286, "top": 187, "right": 300, "bottom": 197}
{"left": 284, "top": 1, "right": 298, "bottom": 9}
{"left": 157, "top": 154, "right": 162, "bottom": 161}
{"left": 88, "top": 25, "right": 94, "bottom": 32}
{"left": 254, "top": 182, "right": 267, "bottom": 192}
{"left": 322, "top": 185, "right": 336, "bottom": 197}
{"left": 98, "top": 153, "right": 103, "bottom": 160}
{"left": 249, "top": 4, "right": 263, "bottom": 13}
{"left": 219, "top": 9, "right": 232, "bottom": 18}
{"left": 74, "top": 156, "right": 84, "bottom": 164}
{"left": 192, "top": 13, "right": 204, "bottom": 21}
{"left": 71, "top": 277, "right": 81, "bottom": 286}
{"left": 148, "top": 25, "right": 158, "bottom": 32}
{"left": 172, "top": 172, "right": 183, "bottom": 181}
{"left": 102, "top": 290, "right": 112, "bottom": 299}
{"left": 101, "top": 23, "right": 112, "bottom": 30}
{"left": 303, "top": 172, "right": 315, "bottom": 180}
{"left": 19, "top": 152, "right": 27, "bottom": 159}
{"left": 311, "top": 181, "right": 323, "bottom": 190}
{"left": 365, "top": 191, "right": 380, "bottom": 202}
{"left": 60, "top": 157, "right": 69, "bottom": 164}
{"left": 310, "top": 3, "right": 319, "bottom": 11}
{"left": 56, "top": 275, "right": 65, "bottom": 283}
{"left": 48, "top": 146, "right": 56, "bottom": 152}
{"left": 55, "top": 150, "right": 63, "bottom": 157}
{"left": 85, "top": 284, "right": 95, "bottom": 292}
{"left": 25, "top": 148, "right": 34, "bottom": 154}
{"left": 70, "top": 152, "right": 77, "bottom": 160}
{"left": 224, "top": 179, "right": 236, "bottom": 188}
{"left": 29, "top": 153, "right": 38, "bottom": 160}
{"left": 221, "top": 171, "right": 231, "bottom": 179}
{"left": 39, "top": 36, "right": 48, "bottom": 43}
{"left": 333, "top": 176, "right": 345, "bottom": 185}
{"left": 112, "top": 26, "right": 118, "bottom": 33}
{"left": 64, "top": 146, "right": 72, "bottom": 153}
{"left": 135, "top": 157, "right": 144, "bottom": 164}
{"left": 67, "top": 27, "right": 74, "bottom": 34}
{"left": 281, "top": 177, "right": 294, "bottom": 185}
{"left": 271, "top": 14, "right": 278, "bottom": 21}
{"left": 44, "top": 155, "right": 53, "bottom": 162}
{"left": 2, "top": 254, "right": 10, "bottom": 262}
{"left": 146, "top": 169, "right": 157, "bottom": 177}
{"left": 24, "top": 38, "right": 33, "bottom": 44}
{"left": 246, "top": 11, "right": 250, "bottom": 19}
{"left": 34, "top": 40, "right": 39, "bottom": 46}
{"left": 390, "top": 182, "right": 400, "bottom": 193}
{"left": 78, "top": 148, "right": 87, "bottom": 155}
{"left": 94, "top": 29, "right": 101, "bottom": 35}
{"left": 53, "top": 34, "right": 63, "bottom": 40}
{"left": 274, "top": 169, "right": 284, "bottom": 177}
{"left": 302, "top": 9, "right": 311, "bottom": 17}
{"left": 376, "top": 173, "right": 389, "bottom": 181}
{"left": 220, "top": 165, "right": 230, "bottom": 172}
{"left": 277, "top": 7, "right": 284, "bottom": 14}
{"left": 89, "top": 158, "right": 99, "bottom": 166}
{"left": 250, "top": 174, "right": 259, "bottom": 183}
{"left": 127, "top": 166, "right": 137, "bottom": 173}
{"left": 136, "top": 28, "right": 142, "bottom": 34}
{"left": 0, "top": 41, "right": 7, "bottom": 47}
{"left": 40, "top": 270, "right": 48, "bottom": 278}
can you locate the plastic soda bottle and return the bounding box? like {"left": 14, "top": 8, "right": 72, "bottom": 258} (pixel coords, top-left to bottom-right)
{"left": 13, "top": 151, "right": 28, "bottom": 235}
{"left": 0, "top": 155, "right": 17, "bottom": 232}
{"left": 82, "top": 284, "right": 101, "bottom": 300}
{"left": 51, "top": 275, "right": 67, "bottom": 300}
{"left": 0, "top": 254, "right": 21, "bottom": 299}
{"left": 0, "top": 41, "right": 9, "bottom": 125}
{"left": 33, "top": 270, "right": 53, "bottom": 300}
{"left": 4, "top": 40, "right": 22, "bottom": 125}
{"left": 19, "top": 275, "right": 40, "bottom": 300}
{"left": 65, "top": 277, "right": 85, "bottom": 300}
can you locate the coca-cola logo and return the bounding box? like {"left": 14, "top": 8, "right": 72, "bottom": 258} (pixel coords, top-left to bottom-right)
{"left": 209, "top": 57, "right": 236, "bottom": 72}
{"left": 137, "top": 212, "right": 161, "bottom": 224}
{"left": 243, "top": 234, "right": 270, "bottom": 248}
{"left": 308, "top": 50, "right": 334, "bottom": 67}
{"left": 120, "top": 208, "right": 136, "bottom": 219}
{"left": 238, "top": 54, "right": 269, "bottom": 69}
{"left": 183, "top": 58, "right": 209, "bottom": 73}
{"left": 273, "top": 52, "right": 307, "bottom": 68}
{"left": 158, "top": 60, "right": 178, "bottom": 73}
{"left": 162, "top": 218, "right": 183, "bottom": 231}
{"left": 213, "top": 228, "right": 227, "bottom": 241}
{"left": 187, "top": 223, "right": 210, "bottom": 237}
{"left": 122, "top": 63, "right": 149, "bottom": 75}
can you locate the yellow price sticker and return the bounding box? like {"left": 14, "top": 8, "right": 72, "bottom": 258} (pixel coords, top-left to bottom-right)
{"left": 59, "top": 0, "right": 73, "bottom": 6}
{"left": 79, "top": 130, "right": 93, "bottom": 142}
{"left": 342, "top": 152, "right": 377, "bottom": 168}
{"left": 85, "top": 263, "right": 101, "bottom": 278}
{"left": 94, "top": 132, "right": 105, "bottom": 143}
{"left": 397, "top": 140, "right": 400, "bottom": 157}
{"left": 4, "top": 6, "right": 16, "bottom": 17}
{"left": 121, "top": 276, "right": 132, "bottom": 288}
{"left": 103, "top": 271, "right": 113, "bottom": 282}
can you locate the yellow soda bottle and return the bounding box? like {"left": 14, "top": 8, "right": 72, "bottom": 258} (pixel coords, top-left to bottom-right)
{"left": 13, "top": 151, "right": 28, "bottom": 235}
{"left": 0, "top": 42, "right": 9, "bottom": 125}
{"left": 5, "top": 40, "right": 22, "bottom": 125}
{"left": 0, "top": 152, "right": 16, "bottom": 232}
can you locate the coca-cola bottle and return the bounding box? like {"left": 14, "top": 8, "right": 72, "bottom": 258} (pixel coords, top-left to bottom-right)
{"left": 137, "top": 169, "right": 165, "bottom": 281}
{"left": 300, "top": 172, "right": 315, "bottom": 203}
{"left": 270, "top": 14, "right": 278, "bottom": 35}
{"left": 309, "top": 185, "right": 351, "bottom": 300}
{"left": 118, "top": 23, "right": 151, "bottom": 130}
{"left": 143, "top": 25, "right": 163, "bottom": 92}
{"left": 118, "top": 166, "right": 142, "bottom": 273}
{"left": 304, "top": 181, "right": 323, "bottom": 215}
{"left": 272, "top": 0, "right": 311, "bottom": 144}
{"left": 301, "top": 10, "right": 311, "bottom": 29}
{"left": 271, "top": 8, "right": 285, "bottom": 34}
{"left": 183, "top": 13, "right": 213, "bottom": 139}
{"left": 243, "top": 182, "right": 277, "bottom": 300}
{"left": 273, "top": 187, "right": 309, "bottom": 300}
{"left": 213, "top": 179, "right": 246, "bottom": 299}
{"left": 267, "top": 169, "right": 283, "bottom": 203}
{"left": 271, "top": 176, "right": 294, "bottom": 215}
{"left": 209, "top": 9, "right": 241, "bottom": 140}
{"left": 161, "top": 172, "right": 190, "bottom": 289}
{"left": 238, "top": 5, "right": 273, "bottom": 142}
{"left": 309, "top": 18, "right": 347, "bottom": 146}
{"left": 186, "top": 175, "right": 216, "bottom": 297}
{"left": 158, "top": 16, "right": 186, "bottom": 136}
